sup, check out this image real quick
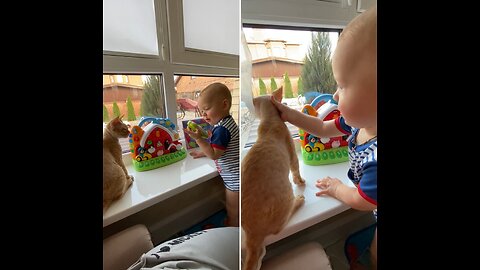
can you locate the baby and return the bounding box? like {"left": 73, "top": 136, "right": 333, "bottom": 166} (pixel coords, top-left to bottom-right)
{"left": 271, "top": 5, "right": 377, "bottom": 268}
{"left": 185, "top": 82, "right": 240, "bottom": 227}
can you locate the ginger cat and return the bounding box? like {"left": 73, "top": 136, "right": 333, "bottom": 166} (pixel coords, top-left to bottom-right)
{"left": 103, "top": 116, "right": 134, "bottom": 214}
{"left": 241, "top": 87, "right": 305, "bottom": 270}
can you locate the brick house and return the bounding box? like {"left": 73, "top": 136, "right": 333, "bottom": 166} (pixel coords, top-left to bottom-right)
{"left": 247, "top": 38, "right": 304, "bottom": 97}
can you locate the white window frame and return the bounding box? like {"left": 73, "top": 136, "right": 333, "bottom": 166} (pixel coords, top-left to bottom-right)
{"left": 242, "top": 0, "right": 360, "bottom": 28}
{"left": 103, "top": 0, "right": 239, "bottom": 127}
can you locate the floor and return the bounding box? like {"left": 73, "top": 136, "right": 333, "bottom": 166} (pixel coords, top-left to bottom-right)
{"left": 325, "top": 236, "right": 350, "bottom": 270}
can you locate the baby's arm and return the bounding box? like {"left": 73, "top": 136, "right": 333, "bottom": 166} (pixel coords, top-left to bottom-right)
{"left": 189, "top": 149, "right": 206, "bottom": 159}
{"left": 195, "top": 137, "right": 225, "bottom": 160}
{"left": 184, "top": 128, "right": 225, "bottom": 160}
{"left": 315, "top": 177, "right": 377, "bottom": 211}
{"left": 270, "top": 96, "right": 345, "bottom": 138}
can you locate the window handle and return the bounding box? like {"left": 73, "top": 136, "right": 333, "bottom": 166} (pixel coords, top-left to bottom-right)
{"left": 161, "top": 44, "right": 165, "bottom": 61}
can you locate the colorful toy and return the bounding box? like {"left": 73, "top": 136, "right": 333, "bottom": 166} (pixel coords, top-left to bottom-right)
{"left": 182, "top": 118, "right": 213, "bottom": 149}
{"left": 187, "top": 120, "right": 209, "bottom": 139}
{"left": 128, "top": 117, "right": 186, "bottom": 172}
{"left": 299, "top": 94, "right": 349, "bottom": 165}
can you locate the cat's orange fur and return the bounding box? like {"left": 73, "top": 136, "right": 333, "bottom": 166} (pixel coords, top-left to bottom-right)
{"left": 241, "top": 87, "right": 305, "bottom": 270}
{"left": 103, "top": 115, "right": 134, "bottom": 214}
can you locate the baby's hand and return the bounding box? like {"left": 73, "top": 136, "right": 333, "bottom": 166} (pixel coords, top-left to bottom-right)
{"left": 184, "top": 127, "right": 202, "bottom": 140}
{"left": 270, "top": 96, "right": 291, "bottom": 122}
{"left": 315, "top": 176, "right": 341, "bottom": 198}
{"left": 189, "top": 150, "right": 206, "bottom": 159}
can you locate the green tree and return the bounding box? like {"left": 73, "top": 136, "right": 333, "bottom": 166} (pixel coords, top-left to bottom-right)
{"left": 259, "top": 78, "right": 267, "bottom": 95}
{"left": 141, "top": 75, "right": 166, "bottom": 117}
{"left": 103, "top": 104, "right": 110, "bottom": 122}
{"left": 112, "top": 102, "right": 121, "bottom": 118}
{"left": 283, "top": 72, "right": 294, "bottom": 98}
{"left": 126, "top": 96, "right": 136, "bottom": 121}
{"left": 270, "top": 77, "right": 278, "bottom": 93}
{"left": 301, "top": 32, "right": 336, "bottom": 94}
{"left": 297, "top": 76, "right": 304, "bottom": 96}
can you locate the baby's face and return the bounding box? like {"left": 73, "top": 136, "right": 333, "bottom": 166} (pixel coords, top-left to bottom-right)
{"left": 198, "top": 95, "right": 228, "bottom": 125}
{"left": 332, "top": 34, "right": 376, "bottom": 129}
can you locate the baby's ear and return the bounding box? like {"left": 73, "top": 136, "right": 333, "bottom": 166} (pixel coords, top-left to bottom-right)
{"left": 272, "top": 86, "right": 283, "bottom": 102}
{"left": 223, "top": 98, "right": 229, "bottom": 109}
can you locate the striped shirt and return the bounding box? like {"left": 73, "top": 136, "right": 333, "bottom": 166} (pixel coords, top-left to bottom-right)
{"left": 335, "top": 117, "right": 377, "bottom": 218}
{"left": 210, "top": 115, "right": 239, "bottom": 192}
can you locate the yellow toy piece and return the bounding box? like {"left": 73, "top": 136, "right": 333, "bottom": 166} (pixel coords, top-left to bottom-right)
{"left": 187, "top": 120, "right": 209, "bottom": 139}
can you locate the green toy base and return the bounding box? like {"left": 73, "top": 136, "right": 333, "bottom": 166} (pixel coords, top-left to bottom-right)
{"left": 302, "top": 146, "right": 349, "bottom": 165}
{"left": 132, "top": 148, "right": 187, "bottom": 172}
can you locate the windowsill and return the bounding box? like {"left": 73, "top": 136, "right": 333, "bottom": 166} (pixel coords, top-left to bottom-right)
{"left": 103, "top": 148, "right": 219, "bottom": 227}
{"left": 241, "top": 140, "right": 354, "bottom": 246}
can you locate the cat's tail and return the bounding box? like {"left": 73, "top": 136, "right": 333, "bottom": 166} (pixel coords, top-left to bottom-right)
{"left": 243, "top": 234, "right": 266, "bottom": 270}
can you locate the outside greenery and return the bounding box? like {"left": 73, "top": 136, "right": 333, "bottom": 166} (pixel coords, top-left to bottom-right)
{"left": 141, "top": 75, "right": 166, "bottom": 118}
{"left": 301, "top": 32, "right": 336, "bottom": 94}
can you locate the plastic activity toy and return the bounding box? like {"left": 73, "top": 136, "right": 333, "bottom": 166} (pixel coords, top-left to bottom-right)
{"left": 187, "top": 120, "right": 209, "bottom": 139}
{"left": 298, "top": 94, "right": 349, "bottom": 165}
{"left": 182, "top": 118, "right": 212, "bottom": 149}
{"left": 128, "top": 117, "right": 186, "bottom": 172}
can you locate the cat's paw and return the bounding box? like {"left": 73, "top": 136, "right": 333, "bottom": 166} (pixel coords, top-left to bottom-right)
{"left": 127, "top": 175, "right": 134, "bottom": 187}
{"left": 293, "top": 176, "right": 306, "bottom": 186}
{"left": 295, "top": 194, "right": 305, "bottom": 201}
{"left": 293, "top": 194, "right": 305, "bottom": 209}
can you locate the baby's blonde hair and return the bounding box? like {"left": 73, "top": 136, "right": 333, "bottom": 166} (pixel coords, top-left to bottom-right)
{"left": 200, "top": 82, "right": 232, "bottom": 110}
{"left": 334, "top": 5, "right": 377, "bottom": 66}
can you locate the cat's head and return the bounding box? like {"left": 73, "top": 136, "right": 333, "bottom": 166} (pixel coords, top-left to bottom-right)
{"left": 106, "top": 115, "right": 130, "bottom": 138}
{"left": 252, "top": 86, "right": 283, "bottom": 118}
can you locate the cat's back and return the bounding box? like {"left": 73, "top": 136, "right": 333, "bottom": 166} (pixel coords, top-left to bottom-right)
{"left": 241, "top": 112, "right": 296, "bottom": 233}
{"left": 103, "top": 136, "right": 121, "bottom": 158}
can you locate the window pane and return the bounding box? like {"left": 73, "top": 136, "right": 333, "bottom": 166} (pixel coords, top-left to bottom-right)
{"left": 103, "top": 0, "right": 158, "bottom": 55}
{"left": 182, "top": 0, "right": 239, "bottom": 55}
{"left": 242, "top": 26, "right": 339, "bottom": 148}
{"left": 175, "top": 76, "right": 239, "bottom": 142}
{"left": 103, "top": 74, "right": 166, "bottom": 153}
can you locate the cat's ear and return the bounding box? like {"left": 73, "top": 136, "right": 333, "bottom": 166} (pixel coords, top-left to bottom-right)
{"left": 272, "top": 86, "right": 283, "bottom": 102}
{"left": 111, "top": 115, "right": 122, "bottom": 125}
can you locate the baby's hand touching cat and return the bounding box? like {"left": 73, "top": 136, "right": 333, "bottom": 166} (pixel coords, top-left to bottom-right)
{"left": 315, "top": 176, "right": 341, "bottom": 197}
{"left": 270, "top": 96, "right": 292, "bottom": 122}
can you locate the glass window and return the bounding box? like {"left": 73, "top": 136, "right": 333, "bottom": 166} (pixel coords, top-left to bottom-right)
{"left": 167, "top": 0, "right": 239, "bottom": 69}
{"left": 175, "top": 76, "right": 240, "bottom": 141}
{"left": 103, "top": 74, "right": 166, "bottom": 153}
{"left": 241, "top": 25, "right": 340, "bottom": 148}
{"left": 104, "top": 1, "right": 239, "bottom": 154}
{"left": 182, "top": 0, "right": 239, "bottom": 55}
{"left": 103, "top": 0, "right": 159, "bottom": 55}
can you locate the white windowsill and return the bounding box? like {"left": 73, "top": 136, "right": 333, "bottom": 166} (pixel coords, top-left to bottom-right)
{"left": 103, "top": 148, "right": 219, "bottom": 227}
{"left": 241, "top": 140, "right": 354, "bottom": 246}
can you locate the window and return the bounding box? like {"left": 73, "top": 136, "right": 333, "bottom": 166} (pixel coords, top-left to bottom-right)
{"left": 175, "top": 75, "right": 239, "bottom": 142}
{"left": 241, "top": 25, "right": 340, "bottom": 148}
{"left": 104, "top": 0, "right": 239, "bottom": 154}
{"left": 103, "top": 74, "right": 166, "bottom": 153}
{"left": 167, "top": 0, "right": 239, "bottom": 69}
